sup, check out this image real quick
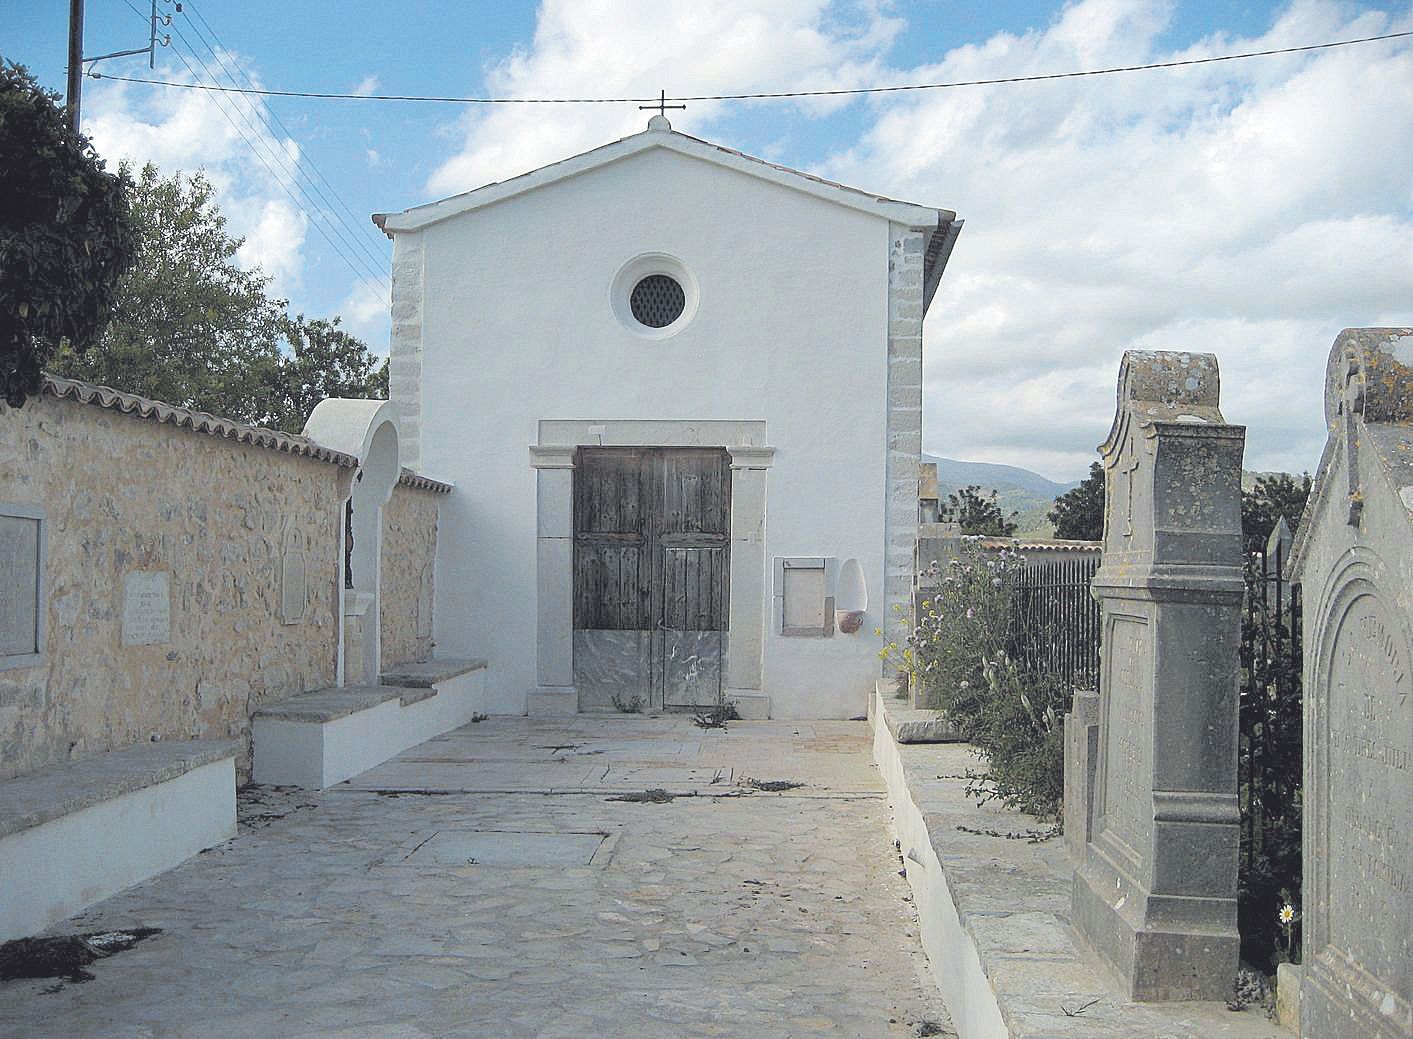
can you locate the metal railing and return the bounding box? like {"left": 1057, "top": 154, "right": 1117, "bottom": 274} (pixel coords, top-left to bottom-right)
{"left": 1010, "top": 555, "right": 1102, "bottom": 688}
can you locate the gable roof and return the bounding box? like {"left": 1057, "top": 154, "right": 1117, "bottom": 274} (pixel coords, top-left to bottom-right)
{"left": 375, "top": 119, "right": 956, "bottom": 235}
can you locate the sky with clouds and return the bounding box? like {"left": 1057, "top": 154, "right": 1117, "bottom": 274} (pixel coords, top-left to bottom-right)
{"left": 7, "top": 0, "right": 1411, "bottom": 480}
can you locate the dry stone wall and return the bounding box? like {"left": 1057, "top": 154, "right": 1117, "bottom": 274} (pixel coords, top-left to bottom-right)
{"left": 380, "top": 481, "right": 440, "bottom": 668}
{"left": 0, "top": 391, "right": 345, "bottom": 781}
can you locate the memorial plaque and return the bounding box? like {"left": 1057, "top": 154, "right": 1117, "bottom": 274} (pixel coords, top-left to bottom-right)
{"left": 1100, "top": 615, "right": 1149, "bottom": 857}
{"left": 281, "top": 545, "right": 307, "bottom": 625}
{"left": 416, "top": 564, "right": 433, "bottom": 639}
{"left": 1325, "top": 592, "right": 1411, "bottom": 992}
{"left": 0, "top": 512, "right": 42, "bottom": 658}
{"left": 122, "top": 570, "right": 171, "bottom": 647}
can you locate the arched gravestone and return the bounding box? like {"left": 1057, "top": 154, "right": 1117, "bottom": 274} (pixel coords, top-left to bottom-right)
{"left": 1287, "top": 327, "right": 1413, "bottom": 1039}
{"left": 1071, "top": 350, "right": 1246, "bottom": 1001}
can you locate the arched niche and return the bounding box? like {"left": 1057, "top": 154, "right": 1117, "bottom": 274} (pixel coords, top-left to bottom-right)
{"left": 304, "top": 399, "right": 402, "bottom": 686}
{"left": 834, "top": 557, "right": 868, "bottom": 634}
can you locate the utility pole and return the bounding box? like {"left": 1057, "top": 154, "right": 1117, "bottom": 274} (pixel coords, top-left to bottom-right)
{"left": 66, "top": 0, "right": 169, "bottom": 132}
{"left": 66, "top": 0, "right": 85, "bottom": 129}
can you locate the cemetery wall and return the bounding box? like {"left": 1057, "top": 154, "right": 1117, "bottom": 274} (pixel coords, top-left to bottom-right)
{"left": 0, "top": 382, "right": 348, "bottom": 782}
{"left": 380, "top": 480, "right": 440, "bottom": 668}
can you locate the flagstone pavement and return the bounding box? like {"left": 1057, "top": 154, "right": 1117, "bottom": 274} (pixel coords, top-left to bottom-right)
{"left": 0, "top": 716, "right": 957, "bottom": 1039}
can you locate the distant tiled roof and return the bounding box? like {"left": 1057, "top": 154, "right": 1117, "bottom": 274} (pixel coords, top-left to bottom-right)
{"left": 396, "top": 467, "right": 453, "bottom": 494}
{"left": 40, "top": 374, "right": 358, "bottom": 467}
{"left": 976, "top": 536, "right": 1101, "bottom": 552}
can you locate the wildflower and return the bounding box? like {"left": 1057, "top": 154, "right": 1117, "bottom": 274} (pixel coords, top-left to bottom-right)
{"left": 959, "top": 680, "right": 970, "bottom": 690}
{"left": 965, "top": 608, "right": 974, "bottom": 619}
{"left": 1278, "top": 904, "right": 1295, "bottom": 925}
{"left": 992, "top": 577, "right": 1002, "bottom": 586}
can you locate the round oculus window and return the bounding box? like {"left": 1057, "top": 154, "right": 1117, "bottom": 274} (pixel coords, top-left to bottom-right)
{"left": 629, "top": 274, "right": 686, "bottom": 329}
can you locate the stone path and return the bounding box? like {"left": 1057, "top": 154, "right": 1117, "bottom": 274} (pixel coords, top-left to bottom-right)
{"left": 0, "top": 717, "right": 956, "bottom": 1038}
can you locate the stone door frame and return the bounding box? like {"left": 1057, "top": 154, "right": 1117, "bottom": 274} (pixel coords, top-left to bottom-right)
{"left": 530, "top": 420, "right": 773, "bottom": 715}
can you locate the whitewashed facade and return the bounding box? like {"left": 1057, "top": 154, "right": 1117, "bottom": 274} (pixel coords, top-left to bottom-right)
{"left": 375, "top": 118, "right": 960, "bottom": 719}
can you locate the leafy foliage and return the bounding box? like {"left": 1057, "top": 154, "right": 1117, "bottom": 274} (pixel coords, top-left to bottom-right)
{"left": 271, "top": 315, "right": 389, "bottom": 434}
{"left": 894, "top": 545, "right": 1065, "bottom": 820}
{"left": 1048, "top": 461, "right": 1104, "bottom": 540}
{"left": 1237, "top": 508, "right": 1305, "bottom": 971}
{"left": 52, "top": 163, "right": 386, "bottom": 433}
{"left": 1241, "top": 473, "right": 1311, "bottom": 554}
{"left": 0, "top": 63, "right": 136, "bottom": 406}
{"left": 939, "top": 484, "right": 1018, "bottom": 536}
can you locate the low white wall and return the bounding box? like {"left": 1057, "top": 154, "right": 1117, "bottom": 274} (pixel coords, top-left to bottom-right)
{"left": 872, "top": 692, "right": 1008, "bottom": 1039}
{"left": 253, "top": 669, "right": 486, "bottom": 789}
{"left": 0, "top": 756, "right": 236, "bottom": 941}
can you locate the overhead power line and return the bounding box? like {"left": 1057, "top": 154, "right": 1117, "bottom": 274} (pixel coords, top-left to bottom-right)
{"left": 179, "top": 0, "right": 392, "bottom": 284}
{"left": 113, "top": 0, "right": 391, "bottom": 300}
{"left": 88, "top": 29, "right": 1412, "bottom": 104}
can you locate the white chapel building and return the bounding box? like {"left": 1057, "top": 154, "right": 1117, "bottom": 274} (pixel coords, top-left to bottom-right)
{"left": 374, "top": 116, "right": 961, "bottom": 720}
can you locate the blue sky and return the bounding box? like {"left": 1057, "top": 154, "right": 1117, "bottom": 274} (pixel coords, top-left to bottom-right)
{"left": 5, "top": 1, "right": 1411, "bottom": 480}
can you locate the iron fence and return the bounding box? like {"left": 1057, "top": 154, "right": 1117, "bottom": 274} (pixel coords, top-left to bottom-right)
{"left": 1236, "top": 528, "right": 1303, "bottom": 965}
{"left": 1010, "top": 554, "right": 1102, "bottom": 688}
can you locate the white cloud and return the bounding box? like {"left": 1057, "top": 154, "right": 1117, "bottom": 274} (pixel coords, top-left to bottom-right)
{"left": 822, "top": 0, "right": 1413, "bottom": 478}
{"left": 420, "top": 0, "right": 1411, "bottom": 480}
{"left": 337, "top": 280, "right": 391, "bottom": 350}
{"left": 353, "top": 75, "right": 381, "bottom": 97}
{"left": 425, "top": 0, "right": 904, "bottom": 197}
{"left": 83, "top": 60, "right": 310, "bottom": 296}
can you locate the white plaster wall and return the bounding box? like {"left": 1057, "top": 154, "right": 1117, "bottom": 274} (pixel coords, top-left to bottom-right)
{"left": 413, "top": 146, "right": 895, "bottom": 718}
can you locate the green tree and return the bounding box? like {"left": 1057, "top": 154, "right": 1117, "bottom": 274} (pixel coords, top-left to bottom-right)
{"left": 1241, "top": 473, "right": 1311, "bottom": 553}
{"left": 270, "top": 315, "right": 389, "bottom": 434}
{"left": 0, "top": 63, "right": 136, "bottom": 406}
{"left": 53, "top": 163, "right": 385, "bottom": 433}
{"left": 939, "top": 484, "right": 1018, "bottom": 536}
{"left": 1048, "top": 461, "right": 1105, "bottom": 540}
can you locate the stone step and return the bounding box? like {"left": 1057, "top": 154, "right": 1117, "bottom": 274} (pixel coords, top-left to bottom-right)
{"left": 0, "top": 739, "right": 238, "bottom": 940}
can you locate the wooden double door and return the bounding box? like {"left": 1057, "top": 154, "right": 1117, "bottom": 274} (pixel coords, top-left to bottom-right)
{"left": 572, "top": 447, "right": 731, "bottom": 712}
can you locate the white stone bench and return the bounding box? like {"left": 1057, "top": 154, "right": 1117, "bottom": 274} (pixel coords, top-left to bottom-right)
{"left": 0, "top": 740, "right": 238, "bottom": 941}
{"left": 252, "top": 658, "right": 487, "bottom": 789}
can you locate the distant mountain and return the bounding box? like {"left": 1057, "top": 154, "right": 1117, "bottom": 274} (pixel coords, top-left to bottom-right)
{"left": 923, "top": 455, "right": 1082, "bottom": 537}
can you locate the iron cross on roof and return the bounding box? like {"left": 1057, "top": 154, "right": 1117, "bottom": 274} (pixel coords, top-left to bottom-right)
{"left": 640, "top": 89, "right": 685, "bottom": 116}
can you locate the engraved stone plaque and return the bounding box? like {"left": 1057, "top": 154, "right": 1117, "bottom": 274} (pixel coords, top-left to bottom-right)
{"left": 1324, "top": 591, "right": 1410, "bottom": 1002}
{"left": 416, "top": 564, "right": 433, "bottom": 639}
{"left": 281, "top": 546, "right": 307, "bottom": 625}
{"left": 0, "top": 512, "right": 42, "bottom": 658}
{"left": 122, "top": 570, "right": 171, "bottom": 647}
{"left": 1101, "top": 615, "right": 1149, "bottom": 857}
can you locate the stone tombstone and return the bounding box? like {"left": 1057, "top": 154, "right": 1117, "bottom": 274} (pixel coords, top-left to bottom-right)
{"left": 121, "top": 570, "right": 172, "bottom": 647}
{"left": 1287, "top": 328, "right": 1412, "bottom": 1039}
{"left": 1063, "top": 688, "right": 1101, "bottom": 866}
{"left": 1072, "top": 350, "right": 1246, "bottom": 1001}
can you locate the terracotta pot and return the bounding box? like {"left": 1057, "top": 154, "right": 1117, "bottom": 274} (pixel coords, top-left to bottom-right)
{"left": 835, "top": 609, "right": 865, "bottom": 634}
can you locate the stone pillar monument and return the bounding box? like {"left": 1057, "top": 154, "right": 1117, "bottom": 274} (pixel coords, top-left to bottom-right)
{"left": 1072, "top": 350, "right": 1245, "bottom": 1001}
{"left": 1287, "top": 328, "right": 1412, "bottom": 1039}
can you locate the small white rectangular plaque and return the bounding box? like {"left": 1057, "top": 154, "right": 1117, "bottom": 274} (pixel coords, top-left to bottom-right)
{"left": 122, "top": 570, "right": 171, "bottom": 647}
{"left": 281, "top": 548, "right": 307, "bottom": 625}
